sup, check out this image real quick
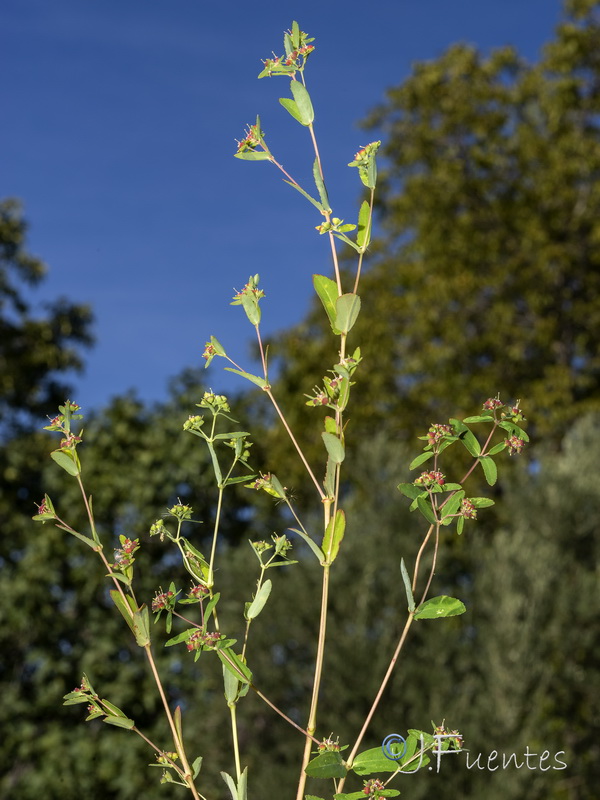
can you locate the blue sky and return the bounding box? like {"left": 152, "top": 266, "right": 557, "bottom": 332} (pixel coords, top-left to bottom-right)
{"left": 3, "top": 0, "right": 564, "bottom": 411}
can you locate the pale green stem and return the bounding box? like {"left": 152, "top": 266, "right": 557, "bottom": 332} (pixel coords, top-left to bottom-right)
{"left": 296, "top": 503, "right": 333, "bottom": 800}
{"left": 229, "top": 703, "right": 242, "bottom": 782}
{"left": 144, "top": 644, "right": 201, "bottom": 800}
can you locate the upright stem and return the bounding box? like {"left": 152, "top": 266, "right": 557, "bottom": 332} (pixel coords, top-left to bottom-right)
{"left": 144, "top": 644, "right": 201, "bottom": 800}
{"left": 296, "top": 563, "right": 332, "bottom": 800}
{"left": 229, "top": 703, "right": 242, "bottom": 781}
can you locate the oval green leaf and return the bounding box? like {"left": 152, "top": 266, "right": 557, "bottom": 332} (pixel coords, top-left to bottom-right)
{"left": 414, "top": 595, "right": 466, "bottom": 620}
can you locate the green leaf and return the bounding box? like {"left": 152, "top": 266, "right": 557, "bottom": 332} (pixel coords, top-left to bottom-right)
{"left": 245, "top": 579, "right": 272, "bottom": 620}
{"left": 217, "top": 648, "right": 252, "bottom": 685}
{"left": 416, "top": 495, "right": 436, "bottom": 524}
{"left": 192, "top": 756, "right": 203, "bottom": 778}
{"left": 313, "top": 158, "right": 330, "bottom": 211}
{"left": 132, "top": 605, "right": 150, "bottom": 647}
{"left": 103, "top": 715, "right": 135, "bottom": 730}
{"left": 323, "top": 456, "right": 336, "bottom": 498}
{"left": 356, "top": 200, "right": 371, "bottom": 249}
{"left": 479, "top": 456, "right": 498, "bottom": 485}
{"left": 290, "top": 80, "right": 314, "bottom": 125}
{"left": 471, "top": 497, "right": 495, "bottom": 508}
{"left": 322, "top": 432, "right": 345, "bottom": 464}
{"left": 414, "top": 595, "right": 466, "bottom": 620}
{"left": 313, "top": 274, "right": 341, "bottom": 333}
{"left": 223, "top": 663, "right": 240, "bottom": 704}
{"left": 463, "top": 414, "right": 494, "bottom": 423}
{"left": 224, "top": 368, "right": 268, "bottom": 389}
{"left": 279, "top": 96, "right": 304, "bottom": 125}
{"left": 234, "top": 151, "right": 271, "bottom": 161}
{"left": 397, "top": 482, "right": 423, "bottom": 500}
{"left": 305, "top": 751, "right": 347, "bottom": 779}
{"left": 488, "top": 442, "right": 507, "bottom": 456}
{"left": 284, "top": 180, "right": 325, "bottom": 212}
{"left": 400, "top": 558, "right": 415, "bottom": 612}
{"left": 499, "top": 421, "right": 529, "bottom": 441}
{"left": 109, "top": 589, "right": 136, "bottom": 636}
{"left": 352, "top": 746, "right": 400, "bottom": 775}
{"left": 459, "top": 428, "right": 481, "bottom": 456}
{"left": 334, "top": 293, "right": 361, "bottom": 334}
{"left": 409, "top": 451, "right": 434, "bottom": 469}
{"left": 322, "top": 509, "right": 345, "bottom": 565}
{"left": 289, "top": 527, "right": 325, "bottom": 562}
{"left": 221, "top": 771, "right": 238, "bottom": 800}
{"left": 50, "top": 449, "right": 80, "bottom": 476}
{"left": 439, "top": 491, "right": 465, "bottom": 525}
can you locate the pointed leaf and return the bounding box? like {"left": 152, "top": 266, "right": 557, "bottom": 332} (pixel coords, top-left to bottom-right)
{"left": 289, "top": 527, "right": 325, "bottom": 562}
{"left": 356, "top": 200, "right": 371, "bottom": 249}
{"left": 322, "top": 509, "right": 345, "bottom": 565}
{"left": 234, "top": 151, "right": 271, "bottom": 161}
{"left": 224, "top": 368, "right": 268, "bottom": 389}
{"left": 284, "top": 180, "right": 325, "bottom": 212}
{"left": 245, "top": 579, "right": 272, "bottom": 620}
{"left": 313, "top": 158, "right": 330, "bottom": 211}
{"left": 50, "top": 449, "right": 80, "bottom": 476}
{"left": 400, "top": 558, "right": 415, "bottom": 612}
{"left": 290, "top": 80, "right": 314, "bottom": 125}
{"left": 217, "top": 648, "right": 252, "bottom": 685}
{"left": 279, "top": 96, "right": 304, "bottom": 124}
{"left": 313, "top": 274, "right": 341, "bottom": 333}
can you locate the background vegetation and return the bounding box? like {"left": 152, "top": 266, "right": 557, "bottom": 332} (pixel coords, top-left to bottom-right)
{"left": 1, "top": 1, "right": 598, "bottom": 797}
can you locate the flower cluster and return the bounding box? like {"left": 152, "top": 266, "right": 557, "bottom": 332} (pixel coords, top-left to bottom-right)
{"left": 426, "top": 423, "right": 453, "bottom": 447}
{"left": 113, "top": 537, "right": 139, "bottom": 570}
{"left": 414, "top": 470, "right": 446, "bottom": 488}
{"left": 460, "top": 499, "right": 477, "bottom": 519}
{"left": 318, "top": 735, "right": 341, "bottom": 752}
{"left": 149, "top": 519, "right": 169, "bottom": 540}
{"left": 362, "top": 778, "right": 385, "bottom": 796}
{"left": 151, "top": 589, "right": 175, "bottom": 613}
{"left": 505, "top": 435, "right": 525, "bottom": 456}
{"left": 188, "top": 584, "right": 208, "bottom": 600}
{"left": 235, "top": 122, "right": 267, "bottom": 155}
{"left": 245, "top": 473, "right": 287, "bottom": 499}
{"left": 183, "top": 414, "right": 204, "bottom": 432}
{"left": 187, "top": 630, "right": 220, "bottom": 652}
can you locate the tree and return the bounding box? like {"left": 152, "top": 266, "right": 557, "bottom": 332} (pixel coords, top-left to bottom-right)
{"left": 260, "top": 0, "right": 600, "bottom": 499}
{"left": 0, "top": 198, "right": 93, "bottom": 431}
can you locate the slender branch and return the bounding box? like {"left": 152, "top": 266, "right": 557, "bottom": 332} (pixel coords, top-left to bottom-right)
{"left": 250, "top": 683, "right": 320, "bottom": 744}
{"left": 340, "top": 612, "right": 415, "bottom": 791}
{"left": 266, "top": 388, "right": 325, "bottom": 500}
{"left": 144, "top": 645, "right": 201, "bottom": 800}
{"left": 411, "top": 524, "right": 434, "bottom": 593}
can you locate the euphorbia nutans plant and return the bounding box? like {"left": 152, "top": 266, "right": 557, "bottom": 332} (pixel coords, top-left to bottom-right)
{"left": 34, "top": 21, "right": 528, "bottom": 800}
